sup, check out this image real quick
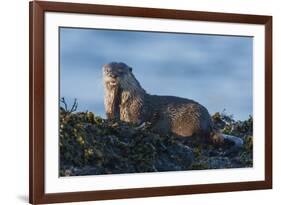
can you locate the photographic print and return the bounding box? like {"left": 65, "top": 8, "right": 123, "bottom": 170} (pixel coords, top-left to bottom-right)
{"left": 59, "top": 28, "right": 254, "bottom": 177}
{"left": 30, "top": 1, "right": 272, "bottom": 203}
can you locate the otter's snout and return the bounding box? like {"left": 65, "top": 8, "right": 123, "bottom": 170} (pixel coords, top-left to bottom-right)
{"left": 103, "top": 64, "right": 117, "bottom": 78}
{"left": 103, "top": 62, "right": 133, "bottom": 83}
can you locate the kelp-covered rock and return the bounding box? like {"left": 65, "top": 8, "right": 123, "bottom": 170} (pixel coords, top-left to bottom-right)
{"left": 59, "top": 108, "right": 193, "bottom": 176}
{"left": 59, "top": 108, "right": 253, "bottom": 176}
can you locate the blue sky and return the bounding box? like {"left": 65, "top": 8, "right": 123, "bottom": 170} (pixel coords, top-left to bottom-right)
{"left": 60, "top": 27, "right": 253, "bottom": 120}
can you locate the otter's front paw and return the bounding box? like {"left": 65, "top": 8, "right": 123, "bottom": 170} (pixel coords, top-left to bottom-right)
{"left": 135, "top": 122, "right": 152, "bottom": 130}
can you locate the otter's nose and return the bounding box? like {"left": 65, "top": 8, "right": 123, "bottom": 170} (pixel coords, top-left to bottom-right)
{"left": 103, "top": 66, "right": 117, "bottom": 78}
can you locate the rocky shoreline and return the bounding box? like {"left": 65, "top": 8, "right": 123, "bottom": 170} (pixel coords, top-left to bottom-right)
{"left": 59, "top": 108, "right": 253, "bottom": 176}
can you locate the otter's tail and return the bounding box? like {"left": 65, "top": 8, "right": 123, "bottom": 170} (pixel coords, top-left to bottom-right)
{"left": 222, "top": 134, "right": 244, "bottom": 148}
{"left": 211, "top": 131, "right": 243, "bottom": 149}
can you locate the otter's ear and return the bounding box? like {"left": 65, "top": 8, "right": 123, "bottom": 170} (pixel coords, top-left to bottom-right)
{"left": 129, "top": 67, "right": 133, "bottom": 72}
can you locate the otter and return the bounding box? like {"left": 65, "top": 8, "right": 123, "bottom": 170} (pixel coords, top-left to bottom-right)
{"left": 103, "top": 62, "right": 243, "bottom": 146}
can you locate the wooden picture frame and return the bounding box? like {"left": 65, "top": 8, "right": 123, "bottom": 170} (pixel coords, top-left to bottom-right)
{"left": 29, "top": 1, "right": 272, "bottom": 204}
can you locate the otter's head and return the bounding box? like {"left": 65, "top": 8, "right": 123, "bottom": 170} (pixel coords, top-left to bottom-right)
{"left": 103, "top": 62, "right": 145, "bottom": 121}
{"left": 103, "top": 62, "right": 135, "bottom": 120}
{"left": 103, "top": 62, "right": 133, "bottom": 89}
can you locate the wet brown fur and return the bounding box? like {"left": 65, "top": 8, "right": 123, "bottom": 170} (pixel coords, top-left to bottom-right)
{"left": 103, "top": 62, "right": 223, "bottom": 143}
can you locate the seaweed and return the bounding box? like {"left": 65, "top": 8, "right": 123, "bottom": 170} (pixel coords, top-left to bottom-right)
{"left": 59, "top": 101, "right": 253, "bottom": 176}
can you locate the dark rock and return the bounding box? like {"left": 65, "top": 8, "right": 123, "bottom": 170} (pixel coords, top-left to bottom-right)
{"left": 59, "top": 108, "right": 253, "bottom": 176}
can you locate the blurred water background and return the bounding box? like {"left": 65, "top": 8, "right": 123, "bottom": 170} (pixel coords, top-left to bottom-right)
{"left": 60, "top": 27, "right": 253, "bottom": 120}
